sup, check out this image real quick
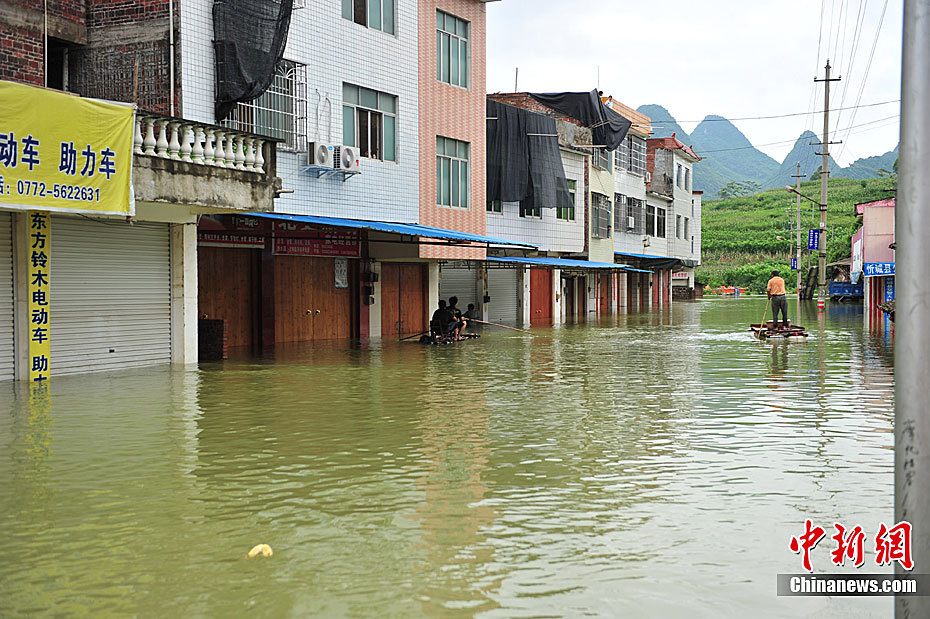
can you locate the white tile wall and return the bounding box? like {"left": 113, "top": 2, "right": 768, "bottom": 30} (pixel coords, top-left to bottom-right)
{"left": 485, "top": 149, "right": 584, "bottom": 254}
{"left": 180, "top": 0, "right": 420, "bottom": 223}
{"left": 613, "top": 168, "right": 648, "bottom": 256}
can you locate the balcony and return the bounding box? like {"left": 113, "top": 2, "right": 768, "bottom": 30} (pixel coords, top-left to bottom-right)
{"left": 131, "top": 113, "right": 280, "bottom": 213}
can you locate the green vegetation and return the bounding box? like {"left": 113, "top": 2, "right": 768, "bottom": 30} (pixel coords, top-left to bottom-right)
{"left": 697, "top": 176, "right": 896, "bottom": 293}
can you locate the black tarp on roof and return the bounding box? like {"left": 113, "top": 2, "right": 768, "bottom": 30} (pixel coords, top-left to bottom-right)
{"left": 486, "top": 99, "right": 573, "bottom": 210}
{"left": 213, "top": 0, "right": 293, "bottom": 121}
{"left": 529, "top": 89, "right": 631, "bottom": 150}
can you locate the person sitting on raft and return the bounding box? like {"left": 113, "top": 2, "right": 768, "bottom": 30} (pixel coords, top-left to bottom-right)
{"left": 447, "top": 296, "right": 467, "bottom": 340}
{"left": 430, "top": 300, "right": 454, "bottom": 337}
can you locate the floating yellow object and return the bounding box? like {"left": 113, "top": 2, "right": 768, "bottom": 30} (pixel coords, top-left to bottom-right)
{"left": 247, "top": 543, "right": 273, "bottom": 558}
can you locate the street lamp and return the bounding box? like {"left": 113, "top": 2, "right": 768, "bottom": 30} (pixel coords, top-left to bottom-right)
{"left": 786, "top": 186, "right": 827, "bottom": 308}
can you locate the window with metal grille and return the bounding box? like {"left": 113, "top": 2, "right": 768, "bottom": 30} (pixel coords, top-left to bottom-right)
{"left": 437, "top": 10, "right": 469, "bottom": 88}
{"left": 437, "top": 136, "right": 469, "bottom": 208}
{"left": 342, "top": 0, "right": 395, "bottom": 34}
{"left": 222, "top": 59, "right": 307, "bottom": 151}
{"left": 617, "top": 140, "right": 630, "bottom": 171}
{"left": 626, "top": 197, "right": 643, "bottom": 233}
{"left": 592, "top": 193, "right": 611, "bottom": 238}
{"left": 630, "top": 136, "right": 646, "bottom": 176}
{"left": 614, "top": 193, "right": 626, "bottom": 228}
{"left": 343, "top": 84, "right": 397, "bottom": 161}
{"left": 592, "top": 147, "right": 610, "bottom": 171}
{"left": 657, "top": 207, "right": 666, "bottom": 238}
{"left": 557, "top": 180, "right": 576, "bottom": 220}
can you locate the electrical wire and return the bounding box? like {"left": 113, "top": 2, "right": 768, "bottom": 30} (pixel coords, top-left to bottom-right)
{"left": 640, "top": 98, "right": 898, "bottom": 126}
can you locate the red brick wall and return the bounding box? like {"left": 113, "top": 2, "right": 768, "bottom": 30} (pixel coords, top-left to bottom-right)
{"left": 0, "top": 23, "right": 43, "bottom": 85}
{"left": 0, "top": 0, "right": 87, "bottom": 85}
{"left": 418, "top": 0, "right": 487, "bottom": 260}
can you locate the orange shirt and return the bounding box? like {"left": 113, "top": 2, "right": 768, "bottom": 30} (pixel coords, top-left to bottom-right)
{"left": 767, "top": 276, "right": 786, "bottom": 296}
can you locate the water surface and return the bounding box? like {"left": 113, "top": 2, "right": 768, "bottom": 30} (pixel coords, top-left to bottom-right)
{"left": 0, "top": 298, "right": 894, "bottom": 617}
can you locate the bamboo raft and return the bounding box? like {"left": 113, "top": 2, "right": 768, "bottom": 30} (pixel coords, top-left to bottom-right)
{"left": 750, "top": 320, "right": 809, "bottom": 340}
{"left": 418, "top": 332, "right": 481, "bottom": 345}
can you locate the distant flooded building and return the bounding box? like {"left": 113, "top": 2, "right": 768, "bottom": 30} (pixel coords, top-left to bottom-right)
{"left": 852, "top": 197, "right": 895, "bottom": 332}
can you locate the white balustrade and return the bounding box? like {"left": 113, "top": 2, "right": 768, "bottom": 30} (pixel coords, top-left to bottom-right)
{"left": 133, "top": 113, "right": 268, "bottom": 173}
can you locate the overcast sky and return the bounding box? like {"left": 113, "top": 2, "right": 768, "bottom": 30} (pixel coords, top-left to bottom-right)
{"left": 486, "top": 0, "right": 902, "bottom": 167}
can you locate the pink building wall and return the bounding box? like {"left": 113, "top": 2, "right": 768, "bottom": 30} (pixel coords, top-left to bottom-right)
{"left": 418, "top": 0, "right": 487, "bottom": 260}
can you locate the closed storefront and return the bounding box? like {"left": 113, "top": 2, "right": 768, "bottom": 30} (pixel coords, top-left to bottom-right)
{"left": 439, "top": 264, "right": 478, "bottom": 310}
{"left": 487, "top": 268, "right": 519, "bottom": 324}
{"left": 51, "top": 216, "right": 171, "bottom": 375}
{"left": 381, "top": 262, "right": 427, "bottom": 337}
{"left": 530, "top": 268, "right": 552, "bottom": 326}
{"left": 0, "top": 213, "right": 13, "bottom": 381}
{"left": 276, "top": 256, "right": 357, "bottom": 342}
{"left": 199, "top": 246, "right": 257, "bottom": 350}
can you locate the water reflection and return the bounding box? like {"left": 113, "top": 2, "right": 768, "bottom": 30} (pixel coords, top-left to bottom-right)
{"left": 0, "top": 298, "right": 894, "bottom": 617}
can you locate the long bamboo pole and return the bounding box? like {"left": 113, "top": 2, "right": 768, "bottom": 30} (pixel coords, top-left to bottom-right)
{"left": 469, "top": 318, "right": 535, "bottom": 335}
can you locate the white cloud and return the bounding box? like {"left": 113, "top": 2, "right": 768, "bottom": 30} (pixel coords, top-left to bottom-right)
{"left": 486, "top": 0, "right": 902, "bottom": 166}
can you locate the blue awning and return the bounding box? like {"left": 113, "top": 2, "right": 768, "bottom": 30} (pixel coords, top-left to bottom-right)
{"left": 614, "top": 251, "right": 675, "bottom": 260}
{"left": 487, "top": 256, "right": 636, "bottom": 271}
{"left": 249, "top": 213, "right": 537, "bottom": 248}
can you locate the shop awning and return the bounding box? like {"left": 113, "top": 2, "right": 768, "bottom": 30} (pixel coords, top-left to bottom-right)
{"left": 249, "top": 213, "right": 537, "bottom": 248}
{"left": 487, "top": 256, "right": 639, "bottom": 271}
{"left": 614, "top": 251, "right": 697, "bottom": 268}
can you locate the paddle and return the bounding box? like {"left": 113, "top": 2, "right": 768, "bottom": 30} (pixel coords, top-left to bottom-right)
{"left": 399, "top": 330, "right": 430, "bottom": 341}
{"left": 469, "top": 318, "right": 535, "bottom": 335}
{"left": 755, "top": 300, "right": 769, "bottom": 339}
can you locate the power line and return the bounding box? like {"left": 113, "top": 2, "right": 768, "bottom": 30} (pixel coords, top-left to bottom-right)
{"left": 692, "top": 114, "right": 898, "bottom": 154}
{"left": 642, "top": 98, "right": 898, "bottom": 126}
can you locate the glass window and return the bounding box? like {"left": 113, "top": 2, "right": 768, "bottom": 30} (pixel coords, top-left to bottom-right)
{"left": 343, "top": 83, "right": 397, "bottom": 161}
{"left": 685, "top": 167, "right": 691, "bottom": 191}
{"left": 519, "top": 199, "right": 541, "bottom": 218}
{"left": 437, "top": 10, "right": 469, "bottom": 88}
{"left": 437, "top": 136, "right": 469, "bottom": 208}
{"left": 487, "top": 200, "right": 502, "bottom": 213}
{"left": 557, "top": 179, "right": 576, "bottom": 221}
{"left": 344, "top": 0, "right": 394, "bottom": 34}
{"left": 676, "top": 214, "right": 682, "bottom": 238}
{"left": 646, "top": 204, "right": 656, "bottom": 236}
{"left": 592, "top": 193, "right": 611, "bottom": 238}
{"left": 684, "top": 217, "right": 690, "bottom": 240}
{"left": 592, "top": 147, "right": 610, "bottom": 170}
{"left": 657, "top": 207, "right": 666, "bottom": 238}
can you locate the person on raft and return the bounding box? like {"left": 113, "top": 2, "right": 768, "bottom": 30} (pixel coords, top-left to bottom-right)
{"left": 447, "top": 296, "right": 467, "bottom": 340}
{"left": 766, "top": 269, "right": 788, "bottom": 330}
{"left": 430, "top": 300, "right": 455, "bottom": 337}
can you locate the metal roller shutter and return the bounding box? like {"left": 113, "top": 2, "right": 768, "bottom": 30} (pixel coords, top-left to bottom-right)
{"left": 0, "top": 213, "right": 13, "bottom": 381}
{"left": 51, "top": 217, "right": 171, "bottom": 375}
{"left": 439, "top": 263, "right": 478, "bottom": 311}
{"left": 486, "top": 268, "right": 519, "bottom": 324}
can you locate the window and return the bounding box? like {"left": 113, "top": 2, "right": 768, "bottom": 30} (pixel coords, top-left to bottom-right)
{"left": 437, "top": 10, "right": 469, "bottom": 88}
{"left": 676, "top": 164, "right": 683, "bottom": 188}
{"left": 519, "top": 199, "right": 540, "bottom": 218}
{"left": 684, "top": 217, "right": 690, "bottom": 241}
{"left": 624, "top": 196, "right": 643, "bottom": 233}
{"left": 343, "top": 84, "right": 396, "bottom": 161}
{"left": 614, "top": 193, "right": 626, "bottom": 228}
{"left": 437, "top": 136, "right": 469, "bottom": 208}
{"left": 618, "top": 135, "right": 647, "bottom": 176}
{"left": 676, "top": 214, "right": 682, "bottom": 238}
{"left": 592, "top": 147, "right": 610, "bottom": 171}
{"left": 592, "top": 193, "right": 611, "bottom": 238}
{"left": 487, "top": 200, "right": 502, "bottom": 213}
{"left": 223, "top": 60, "right": 307, "bottom": 151}
{"left": 646, "top": 204, "right": 656, "bottom": 236}
{"left": 342, "top": 0, "right": 395, "bottom": 34}
{"left": 685, "top": 168, "right": 691, "bottom": 191}
{"left": 557, "top": 180, "right": 576, "bottom": 220}
{"left": 657, "top": 207, "right": 666, "bottom": 238}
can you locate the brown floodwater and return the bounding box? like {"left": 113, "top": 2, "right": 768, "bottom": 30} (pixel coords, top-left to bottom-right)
{"left": 0, "top": 298, "right": 894, "bottom": 617}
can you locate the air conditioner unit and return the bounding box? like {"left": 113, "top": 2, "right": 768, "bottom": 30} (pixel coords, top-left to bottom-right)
{"left": 626, "top": 216, "right": 635, "bottom": 230}
{"left": 335, "top": 145, "right": 360, "bottom": 172}
{"left": 308, "top": 142, "right": 334, "bottom": 167}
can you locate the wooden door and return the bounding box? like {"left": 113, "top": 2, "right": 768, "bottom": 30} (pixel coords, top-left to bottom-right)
{"left": 382, "top": 263, "right": 427, "bottom": 337}
{"left": 274, "top": 256, "right": 353, "bottom": 343}
{"left": 198, "top": 246, "right": 255, "bottom": 349}
{"left": 627, "top": 273, "right": 636, "bottom": 313}
{"left": 599, "top": 274, "right": 609, "bottom": 314}
{"left": 662, "top": 270, "right": 670, "bottom": 306}
{"left": 530, "top": 268, "right": 552, "bottom": 325}
{"left": 577, "top": 276, "right": 587, "bottom": 320}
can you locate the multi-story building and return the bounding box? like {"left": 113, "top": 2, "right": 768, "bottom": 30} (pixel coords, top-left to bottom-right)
{"left": 852, "top": 197, "right": 895, "bottom": 332}
{"left": 0, "top": 0, "right": 279, "bottom": 380}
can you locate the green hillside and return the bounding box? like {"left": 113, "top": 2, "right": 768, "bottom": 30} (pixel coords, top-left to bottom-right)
{"left": 696, "top": 176, "right": 896, "bottom": 292}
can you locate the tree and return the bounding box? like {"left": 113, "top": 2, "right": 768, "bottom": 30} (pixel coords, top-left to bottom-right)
{"left": 718, "top": 180, "right": 762, "bottom": 199}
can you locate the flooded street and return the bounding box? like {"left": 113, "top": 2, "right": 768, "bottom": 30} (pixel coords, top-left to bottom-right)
{"left": 0, "top": 298, "right": 894, "bottom": 617}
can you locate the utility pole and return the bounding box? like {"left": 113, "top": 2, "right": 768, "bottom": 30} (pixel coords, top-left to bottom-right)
{"left": 792, "top": 163, "right": 803, "bottom": 297}
{"left": 897, "top": 1, "right": 929, "bottom": 616}
{"left": 813, "top": 60, "right": 841, "bottom": 311}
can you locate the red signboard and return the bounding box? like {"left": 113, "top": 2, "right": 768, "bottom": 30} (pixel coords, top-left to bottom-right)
{"left": 198, "top": 232, "right": 266, "bottom": 249}
{"left": 272, "top": 231, "right": 360, "bottom": 257}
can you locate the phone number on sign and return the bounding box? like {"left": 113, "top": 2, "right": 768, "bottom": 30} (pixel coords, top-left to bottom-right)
{"left": 2, "top": 179, "right": 101, "bottom": 203}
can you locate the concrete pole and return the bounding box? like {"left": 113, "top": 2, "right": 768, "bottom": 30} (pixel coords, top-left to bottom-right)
{"left": 795, "top": 163, "right": 802, "bottom": 297}
{"left": 897, "top": 1, "right": 930, "bottom": 616}
{"left": 818, "top": 61, "right": 831, "bottom": 311}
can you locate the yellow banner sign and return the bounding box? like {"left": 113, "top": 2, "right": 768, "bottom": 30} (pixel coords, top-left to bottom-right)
{"left": 28, "top": 211, "right": 51, "bottom": 383}
{"left": 0, "top": 80, "right": 134, "bottom": 216}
